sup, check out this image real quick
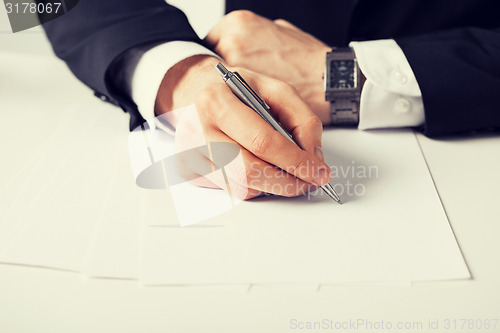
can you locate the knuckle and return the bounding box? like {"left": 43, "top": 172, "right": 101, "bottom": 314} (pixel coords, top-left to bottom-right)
{"left": 274, "top": 18, "right": 288, "bottom": 25}
{"left": 284, "top": 83, "right": 298, "bottom": 95}
{"left": 287, "top": 159, "right": 307, "bottom": 178}
{"left": 226, "top": 9, "right": 256, "bottom": 23}
{"left": 291, "top": 116, "right": 322, "bottom": 140}
{"left": 195, "top": 85, "right": 225, "bottom": 121}
{"left": 305, "top": 115, "right": 323, "bottom": 131}
{"left": 249, "top": 132, "right": 272, "bottom": 156}
{"left": 264, "top": 79, "right": 284, "bottom": 94}
{"left": 195, "top": 86, "right": 215, "bottom": 107}
{"left": 216, "top": 35, "right": 244, "bottom": 56}
{"left": 273, "top": 81, "right": 296, "bottom": 95}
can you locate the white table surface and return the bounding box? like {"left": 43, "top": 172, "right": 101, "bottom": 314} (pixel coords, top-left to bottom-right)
{"left": 1, "top": 26, "right": 499, "bottom": 333}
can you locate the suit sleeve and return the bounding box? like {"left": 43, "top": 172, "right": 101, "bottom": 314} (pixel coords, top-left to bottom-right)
{"left": 395, "top": 27, "right": 500, "bottom": 137}
{"left": 41, "top": 0, "right": 204, "bottom": 130}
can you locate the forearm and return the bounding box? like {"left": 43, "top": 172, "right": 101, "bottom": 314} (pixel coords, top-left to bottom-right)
{"left": 396, "top": 27, "right": 500, "bottom": 136}
{"left": 40, "top": 0, "right": 203, "bottom": 129}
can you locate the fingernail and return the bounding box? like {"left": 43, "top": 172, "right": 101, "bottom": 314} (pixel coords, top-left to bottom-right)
{"left": 314, "top": 145, "right": 324, "bottom": 162}
{"left": 314, "top": 167, "right": 331, "bottom": 186}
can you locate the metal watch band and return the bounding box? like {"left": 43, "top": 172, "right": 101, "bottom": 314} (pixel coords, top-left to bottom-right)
{"left": 330, "top": 95, "right": 360, "bottom": 126}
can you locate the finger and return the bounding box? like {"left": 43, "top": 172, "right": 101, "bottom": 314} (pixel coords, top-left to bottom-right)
{"left": 241, "top": 73, "right": 324, "bottom": 155}
{"left": 181, "top": 127, "right": 311, "bottom": 199}
{"left": 197, "top": 84, "right": 331, "bottom": 186}
{"left": 201, "top": 159, "right": 265, "bottom": 200}
{"left": 229, "top": 151, "right": 314, "bottom": 198}
{"left": 204, "top": 130, "right": 314, "bottom": 198}
{"left": 204, "top": 166, "right": 265, "bottom": 201}
{"left": 177, "top": 159, "right": 265, "bottom": 200}
{"left": 171, "top": 91, "right": 264, "bottom": 199}
{"left": 172, "top": 133, "right": 266, "bottom": 199}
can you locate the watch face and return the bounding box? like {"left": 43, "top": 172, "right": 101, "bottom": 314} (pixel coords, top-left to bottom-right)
{"left": 330, "top": 60, "right": 356, "bottom": 89}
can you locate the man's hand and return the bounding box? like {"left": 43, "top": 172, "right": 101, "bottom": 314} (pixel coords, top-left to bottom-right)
{"left": 205, "top": 10, "right": 332, "bottom": 124}
{"left": 155, "top": 55, "right": 331, "bottom": 200}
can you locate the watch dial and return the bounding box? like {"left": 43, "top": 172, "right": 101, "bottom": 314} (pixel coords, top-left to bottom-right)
{"left": 330, "top": 60, "right": 356, "bottom": 89}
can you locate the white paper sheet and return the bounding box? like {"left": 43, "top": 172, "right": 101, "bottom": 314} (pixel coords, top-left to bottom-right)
{"left": 0, "top": 50, "right": 114, "bottom": 249}
{"left": 140, "top": 187, "right": 251, "bottom": 292}
{"left": 81, "top": 141, "right": 143, "bottom": 279}
{"left": 0, "top": 105, "right": 102, "bottom": 249}
{"left": 140, "top": 129, "right": 470, "bottom": 285}
{"left": 0, "top": 105, "right": 125, "bottom": 271}
{"left": 0, "top": 52, "right": 81, "bottom": 190}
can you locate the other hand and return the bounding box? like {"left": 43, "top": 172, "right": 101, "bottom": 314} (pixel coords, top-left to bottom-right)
{"left": 205, "top": 10, "right": 331, "bottom": 124}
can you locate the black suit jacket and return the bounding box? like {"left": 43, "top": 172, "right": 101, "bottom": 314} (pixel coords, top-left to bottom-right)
{"left": 42, "top": 0, "right": 500, "bottom": 136}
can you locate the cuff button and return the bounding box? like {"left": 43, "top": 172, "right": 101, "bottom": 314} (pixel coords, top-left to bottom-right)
{"left": 394, "top": 98, "right": 411, "bottom": 114}
{"left": 391, "top": 69, "right": 408, "bottom": 85}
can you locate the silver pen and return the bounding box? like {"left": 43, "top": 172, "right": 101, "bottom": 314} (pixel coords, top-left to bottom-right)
{"left": 215, "top": 63, "right": 342, "bottom": 204}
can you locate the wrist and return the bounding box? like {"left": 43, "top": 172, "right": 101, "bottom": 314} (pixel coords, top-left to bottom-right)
{"left": 323, "top": 47, "right": 364, "bottom": 126}
{"left": 154, "top": 55, "right": 220, "bottom": 117}
{"left": 308, "top": 45, "right": 333, "bottom": 125}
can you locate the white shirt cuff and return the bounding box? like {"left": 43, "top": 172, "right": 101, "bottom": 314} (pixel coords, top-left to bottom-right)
{"left": 350, "top": 39, "right": 425, "bottom": 130}
{"left": 130, "top": 41, "right": 221, "bottom": 121}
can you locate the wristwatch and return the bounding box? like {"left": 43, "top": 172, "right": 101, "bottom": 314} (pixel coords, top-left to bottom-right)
{"left": 324, "top": 47, "right": 361, "bottom": 126}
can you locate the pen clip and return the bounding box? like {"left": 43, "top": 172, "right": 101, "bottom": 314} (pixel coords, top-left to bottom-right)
{"left": 233, "top": 72, "right": 270, "bottom": 110}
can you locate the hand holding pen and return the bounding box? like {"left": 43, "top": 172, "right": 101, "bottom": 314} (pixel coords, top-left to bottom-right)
{"left": 216, "top": 63, "right": 341, "bottom": 203}
{"left": 154, "top": 55, "right": 334, "bottom": 200}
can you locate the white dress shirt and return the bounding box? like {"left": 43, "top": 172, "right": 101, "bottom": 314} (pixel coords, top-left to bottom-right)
{"left": 126, "top": 39, "right": 425, "bottom": 129}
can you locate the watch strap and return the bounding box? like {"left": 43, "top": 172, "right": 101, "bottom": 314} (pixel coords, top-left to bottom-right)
{"left": 330, "top": 96, "right": 360, "bottom": 126}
